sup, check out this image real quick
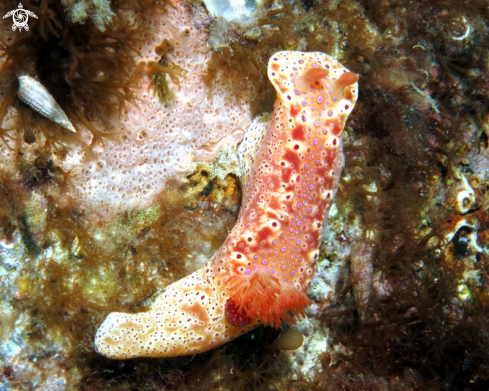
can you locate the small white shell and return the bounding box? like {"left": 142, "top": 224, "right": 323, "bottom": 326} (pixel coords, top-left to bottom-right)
{"left": 17, "top": 75, "right": 76, "bottom": 133}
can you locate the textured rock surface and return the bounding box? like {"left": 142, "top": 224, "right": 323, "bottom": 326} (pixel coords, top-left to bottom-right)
{"left": 1, "top": 0, "right": 489, "bottom": 390}
{"left": 0, "top": 1, "right": 251, "bottom": 221}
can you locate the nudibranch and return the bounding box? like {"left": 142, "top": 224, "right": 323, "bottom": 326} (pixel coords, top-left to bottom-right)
{"left": 94, "top": 51, "right": 359, "bottom": 359}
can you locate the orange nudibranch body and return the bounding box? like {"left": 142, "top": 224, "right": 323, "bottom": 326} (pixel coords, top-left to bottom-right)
{"left": 94, "top": 51, "right": 358, "bottom": 359}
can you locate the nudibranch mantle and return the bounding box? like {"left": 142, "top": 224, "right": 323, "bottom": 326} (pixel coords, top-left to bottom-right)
{"left": 94, "top": 51, "right": 358, "bottom": 359}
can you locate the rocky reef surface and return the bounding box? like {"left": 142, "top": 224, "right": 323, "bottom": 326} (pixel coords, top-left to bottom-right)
{"left": 1, "top": 0, "right": 489, "bottom": 390}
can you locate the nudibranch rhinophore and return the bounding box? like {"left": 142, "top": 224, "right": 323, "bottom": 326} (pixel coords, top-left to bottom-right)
{"left": 94, "top": 51, "right": 359, "bottom": 359}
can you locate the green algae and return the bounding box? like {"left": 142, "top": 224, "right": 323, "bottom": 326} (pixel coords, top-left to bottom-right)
{"left": 152, "top": 72, "right": 174, "bottom": 105}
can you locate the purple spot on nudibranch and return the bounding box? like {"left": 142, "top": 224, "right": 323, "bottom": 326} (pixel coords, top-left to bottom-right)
{"left": 299, "top": 59, "right": 304, "bottom": 64}
{"left": 297, "top": 239, "right": 301, "bottom": 244}
{"left": 262, "top": 259, "right": 268, "bottom": 265}
{"left": 281, "top": 265, "right": 287, "bottom": 270}
{"left": 328, "top": 110, "right": 333, "bottom": 116}
{"left": 332, "top": 96, "right": 338, "bottom": 102}
{"left": 302, "top": 101, "right": 307, "bottom": 107}
{"left": 307, "top": 207, "right": 312, "bottom": 213}
{"left": 313, "top": 63, "right": 318, "bottom": 68}
{"left": 271, "top": 269, "right": 276, "bottom": 274}
{"left": 314, "top": 138, "right": 319, "bottom": 145}
{"left": 281, "top": 246, "right": 287, "bottom": 252}
{"left": 323, "top": 129, "right": 328, "bottom": 134}
{"left": 245, "top": 268, "right": 251, "bottom": 275}
{"left": 291, "top": 271, "right": 296, "bottom": 276}
{"left": 294, "top": 89, "right": 301, "bottom": 95}
{"left": 314, "top": 120, "right": 320, "bottom": 127}
{"left": 317, "top": 96, "right": 323, "bottom": 104}
{"left": 305, "top": 164, "right": 309, "bottom": 169}
{"left": 299, "top": 257, "right": 303, "bottom": 262}
{"left": 272, "top": 240, "right": 277, "bottom": 244}
{"left": 253, "top": 255, "right": 258, "bottom": 260}
{"left": 309, "top": 185, "right": 314, "bottom": 190}
{"left": 316, "top": 159, "right": 321, "bottom": 165}
{"left": 328, "top": 89, "right": 333, "bottom": 94}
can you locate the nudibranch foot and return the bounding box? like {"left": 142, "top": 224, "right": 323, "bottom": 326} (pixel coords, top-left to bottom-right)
{"left": 226, "top": 269, "right": 311, "bottom": 328}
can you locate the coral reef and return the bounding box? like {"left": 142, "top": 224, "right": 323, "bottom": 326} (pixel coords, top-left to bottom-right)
{"left": 1, "top": 0, "right": 489, "bottom": 389}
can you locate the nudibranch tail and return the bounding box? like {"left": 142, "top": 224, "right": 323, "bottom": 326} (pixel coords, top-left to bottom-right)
{"left": 94, "top": 51, "right": 358, "bottom": 359}
{"left": 95, "top": 267, "right": 260, "bottom": 359}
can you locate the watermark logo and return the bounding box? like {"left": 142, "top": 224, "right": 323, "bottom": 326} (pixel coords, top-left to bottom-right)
{"left": 3, "top": 3, "right": 38, "bottom": 32}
